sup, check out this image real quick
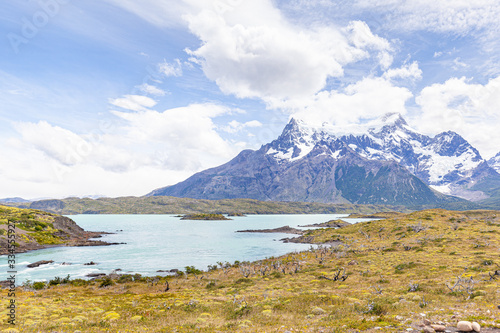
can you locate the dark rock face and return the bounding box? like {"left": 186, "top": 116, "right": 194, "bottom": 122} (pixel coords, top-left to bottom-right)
{"left": 27, "top": 260, "right": 54, "bottom": 268}
{"left": 149, "top": 143, "right": 460, "bottom": 206}
{"left": 52, "top": 216, "right": 86, "bottom": 238}
{"left": 149, "top": 113, "right": 500, "bottom": 205}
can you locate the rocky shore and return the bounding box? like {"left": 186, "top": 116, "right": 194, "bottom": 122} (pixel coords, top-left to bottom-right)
{"left": 236, "top": 225, "right": 304, "bottom": 235}
{"left": 298, "top": 219, "right": 351, "bottom": 228}
{"left": 237, "top": 219, "right": 352, "bottom": 243}
{"left": 0, "top": 207, "right": 117, "bottom": 256}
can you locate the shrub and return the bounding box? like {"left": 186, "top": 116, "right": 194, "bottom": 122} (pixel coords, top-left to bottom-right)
{"left": 33, "top": 281, "right": 46, "bottom": 290}
{"left": 99, "top": 277, "right": 114, "bottom": 288}
{"left": 117, "top": 274, "right": 134, "bottom": 283}
{"left": 49, "top": 274, "right": 70, "bottom": 286}
{"left": 185, "top": 266, "right": 202, "bottom": 275}
{"left": 70, "top": 279, "right": 90, "bottom": 287}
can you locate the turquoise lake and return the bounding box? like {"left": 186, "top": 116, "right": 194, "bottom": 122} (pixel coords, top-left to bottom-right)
{"left": 1, "top": 214, "right": 371, "bottom": 284}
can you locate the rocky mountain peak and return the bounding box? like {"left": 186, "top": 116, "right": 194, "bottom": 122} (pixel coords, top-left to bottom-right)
{"left": 431, "top": 131, "right": 482, "bottom": 159}
{"left": 261, "top": 112, "right": 498, "bottom": 201}
{"left": 149, "top": 110, "right": 500, "bottom": 206}
{"left": 379, "top": 112, "right": 408, "bottom": 128}
{"left": 488, "top": 152, "right": 500, "bottom": 173}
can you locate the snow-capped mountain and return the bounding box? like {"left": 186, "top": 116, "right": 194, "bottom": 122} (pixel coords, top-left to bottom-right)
{"left": 148, "top": 113, "right": 493, "bottom": 207}
{"left": 264, "top": 113, "right": 497, "bottom": 201}
{"left": 488, "top": 152, "right": 500, "bottom": 173}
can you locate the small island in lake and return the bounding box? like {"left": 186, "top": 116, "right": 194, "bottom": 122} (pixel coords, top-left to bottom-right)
{"left": 180, "top": 213, "right": 231, "bottom": 220}
{"left": 299, "top": 219, "right": 351, "bottom": 228}
{"left": 228, "top": 212, "right": 246, "bottom": 217}
{"left": 236, "top": 225, "right": 303, "bottom": 235}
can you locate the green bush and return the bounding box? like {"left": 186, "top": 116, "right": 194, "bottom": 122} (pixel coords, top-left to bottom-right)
{"left": 70, "top": 279, "right": 90, "bottom": 287}
{"left": 117, "top": 274, "right": 134, "bottom": 283}
{"left": 99, "top": 277, "right": 114, "bottom": 288}
{"left": 185, "top": 266, "right": 202, "bottom": 275}
{"left": 49, "top": 275, "right": 71, "bottom": 286}
{"left": 33, "top": 281, "right": 46, "bottom": 290}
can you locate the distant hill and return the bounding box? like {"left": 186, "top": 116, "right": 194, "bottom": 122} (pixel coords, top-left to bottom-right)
{"left": 11, "top": 196, "right": 410, "bottom": 215}
{"left": 0, "top": 197, "right": 30, "bottom": 204}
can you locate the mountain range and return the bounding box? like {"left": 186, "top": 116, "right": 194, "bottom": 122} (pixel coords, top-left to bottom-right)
{"left": 149, "top": 113, "right": 500, "bottom": 208}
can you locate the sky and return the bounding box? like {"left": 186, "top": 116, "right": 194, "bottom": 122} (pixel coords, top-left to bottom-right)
{"left": 1, "top": 0, "right": 500, "bottom": 199}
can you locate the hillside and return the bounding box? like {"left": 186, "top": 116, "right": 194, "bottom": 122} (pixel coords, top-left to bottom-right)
{"left": 13, "top": 196, "right": 409, "bottom": 215}
{"left": 0, "top": 205, "right": 109, "bottom": 255}
{"left": 2, "top": 209, "right": 500, "bottom": 332}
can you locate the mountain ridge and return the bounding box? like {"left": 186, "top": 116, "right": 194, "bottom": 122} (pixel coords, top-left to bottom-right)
{"left": 150, "top": 113, "right": 500, "bottom": 207}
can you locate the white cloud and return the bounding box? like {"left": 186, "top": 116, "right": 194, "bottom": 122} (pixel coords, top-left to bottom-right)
{"left": 344, "top": 21, "right": 393, "bottom": 69}
{"left": 452, "top": 57, "right": 469, "bottom": 70}
{"left": 415, "top": 76, "right": 500, "bottom": 158}
{"left": 383, "top": 62, "right": 422, "bottom": 81}
{"left": 110, "top": 103, "right": 236, "bottom": 170}
{"left": 222, "top": 120, "right": 263, "bottom": 133}
{"left": 185, "top": 1, "right": 393, "bottom": 101}
{"left": 109, "top": 95, "right": 157, "bottom": 111}
{"left": 352, "top": 0, "right": 500, "bottom": 36}
{"left": 136, "top": 83, "right": 167, "bottom": 96}
{"left": 0, "top": 103, "right": 248, "bottom": 198}
{"left": 13, "top": 121, "right": 92, "bottom": 167}
{"left": 158, "top": 59, "right": 183, "bottom": 77}
{"left": 280, "top": 76, "right": 412, "bottom": 127}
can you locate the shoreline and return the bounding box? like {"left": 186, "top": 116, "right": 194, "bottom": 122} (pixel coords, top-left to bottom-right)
{"left": 0, "top": 227, "right": 118, "bottom": 256}
{"left": 2, "top": 221, "right": 349, "bottom": 285}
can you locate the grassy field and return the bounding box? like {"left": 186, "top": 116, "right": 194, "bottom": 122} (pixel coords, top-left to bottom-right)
{"left": 1, "top": 209, "right": 500, "bottom": 332}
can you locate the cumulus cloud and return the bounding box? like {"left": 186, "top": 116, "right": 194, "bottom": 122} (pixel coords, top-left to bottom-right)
{"left": 1, "top": 103, "right": 245, "bottom": 198}
{"left": 280, "top": 76, "right": 413, "bottom": 127}
{"left": 109, "top": 95, "right": 158, "bottom": 111}
{"left": 185, "top": 0, "right": 393, "bottom": 101}
{"left": 383, "top": 62, "right": 422, "bottom": 81}
{"left": 415, "top": 76, "right": 500, "bottom": 158}
{"left": 13, "top": 121, "right": 92, "bottom": 167}
{"left": 110, "top": 103, "right": 237, "bottom": 170}
{"left": 344, "top": 21, "right": 393, "bottom": 69}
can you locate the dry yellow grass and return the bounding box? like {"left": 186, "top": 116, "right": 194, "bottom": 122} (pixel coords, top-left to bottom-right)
{"left": 1, "top": 209, "right": 500, "bottom": 332}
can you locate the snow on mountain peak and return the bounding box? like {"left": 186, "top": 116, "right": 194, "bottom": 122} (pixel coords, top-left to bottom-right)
{"left": 488, "top": 152, "right": 500, "bottom": 173}
{"left": 264, "top": 113, "right": 492, "bottom": 200}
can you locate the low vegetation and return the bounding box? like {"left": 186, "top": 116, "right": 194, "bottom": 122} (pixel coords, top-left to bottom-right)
{"left": 1, "top": 209, "right": 500, "bottom": 332}
{"left": 11, "top": 196, "right": 409, "bottom": 215}
{"left": 0, "top": 205, "right": 106, "bottom": 255}
{"left": 0, "top": 206, "right": 65, "bottom": 254}
{"left": 181, "top": 214, "right": 231, "bottom": 221}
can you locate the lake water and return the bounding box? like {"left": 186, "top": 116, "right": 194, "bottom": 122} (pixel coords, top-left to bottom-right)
{"left": 1, "top": 214, "right": 371, "bottom": 284}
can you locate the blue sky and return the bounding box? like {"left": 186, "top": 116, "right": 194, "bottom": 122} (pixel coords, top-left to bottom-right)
{"left": 1, "top": 0, "right": 500, "bottom": 199}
